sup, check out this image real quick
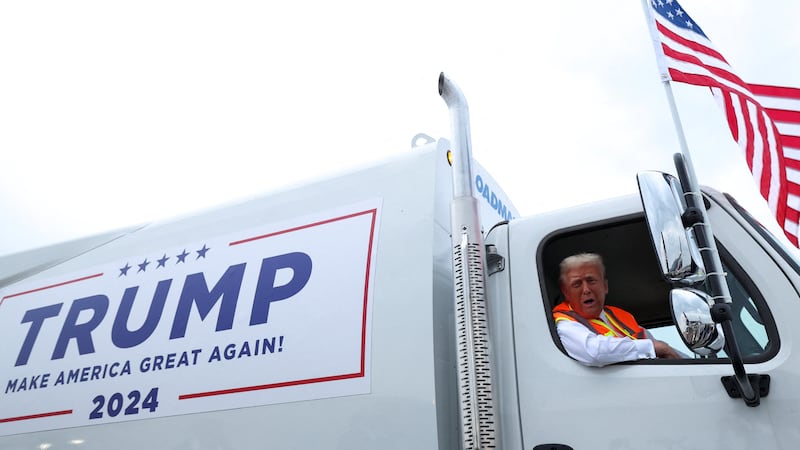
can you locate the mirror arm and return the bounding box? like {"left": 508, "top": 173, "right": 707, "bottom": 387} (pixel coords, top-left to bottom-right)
{"left": 673, "top": 153, "right": 763, "bottom": 407}
{"left": 709, "top": 304, "right": 758, "bottom": 404}
{"left": 681, "top": 206, "right": 703, "bottom": 228}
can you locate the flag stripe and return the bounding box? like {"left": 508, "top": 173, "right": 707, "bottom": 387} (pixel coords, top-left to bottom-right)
{"left": 767, "top": 110, "right": 800, "bottom": 125}
{"left": 659, "top": 46, "right": 755, "bottom": 100}
{"left": 783, "top": 159, "right": 800, "bottom": 171}
{"left": 782, "top": 135, "right": 800, "bottom": 150}
{"left": 655, "top": 21, "right": 728, "bottom": 65}
{"left": 750, "top": 84, "right": 800, "bottom": 99}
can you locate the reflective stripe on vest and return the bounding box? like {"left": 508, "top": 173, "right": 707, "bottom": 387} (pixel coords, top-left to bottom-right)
{"left": 553, "top": 302, "right": 647, "bottom": 339}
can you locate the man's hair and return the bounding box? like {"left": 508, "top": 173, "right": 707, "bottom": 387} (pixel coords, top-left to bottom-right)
{"left": 559, "top": 253, "right": 606, "bottom": 284}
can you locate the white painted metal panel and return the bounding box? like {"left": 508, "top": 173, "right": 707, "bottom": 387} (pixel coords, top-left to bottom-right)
{"left": 0, "top": 143, "right": 451, "bottom": 450}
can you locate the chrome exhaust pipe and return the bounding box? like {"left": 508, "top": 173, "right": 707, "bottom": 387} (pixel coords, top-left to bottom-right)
{"left": 439, "top": 72, "right": 499, "bottom": 450}
{"left": 439, "top": 72, "right": 475, "bottom": 200}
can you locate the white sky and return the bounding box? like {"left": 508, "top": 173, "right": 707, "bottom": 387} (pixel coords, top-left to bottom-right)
{"left": 2, "top": 1, "right": 799, "bottom": 257}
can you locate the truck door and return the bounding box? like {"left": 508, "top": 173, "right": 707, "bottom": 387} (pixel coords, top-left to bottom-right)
{"left": 504, "top": 194, "right": 800, "bottom": 449}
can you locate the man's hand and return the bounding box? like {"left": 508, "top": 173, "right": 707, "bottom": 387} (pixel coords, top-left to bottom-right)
{"left": 653, "top": 340, "right": 682, "bottom": 359}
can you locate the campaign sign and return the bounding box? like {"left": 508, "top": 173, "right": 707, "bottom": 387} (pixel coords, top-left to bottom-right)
{"left": 0, "top": 200, "right": 380, "bottom": 435}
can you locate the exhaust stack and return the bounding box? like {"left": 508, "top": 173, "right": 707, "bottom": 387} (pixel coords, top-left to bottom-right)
{"left": 439, "top": 72, "right": 499, "bottom": 450}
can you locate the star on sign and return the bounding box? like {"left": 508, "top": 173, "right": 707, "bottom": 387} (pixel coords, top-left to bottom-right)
{"left": 196, "top": 244, "right": 210, "bottom": 259}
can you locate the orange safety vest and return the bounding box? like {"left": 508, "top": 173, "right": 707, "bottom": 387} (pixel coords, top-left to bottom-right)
{"left": 552, "top": 301, "right": 647, "bottom": 339}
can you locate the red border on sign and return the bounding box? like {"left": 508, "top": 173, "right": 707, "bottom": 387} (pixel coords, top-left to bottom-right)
{"left": 179, "top": 207, "right": 378, "bottom": 400}
{"left": 0, "top": 409, "right": 72, "bottom": 424}
{"left": 1, "top": 273, "right": 104, "bottom": 306}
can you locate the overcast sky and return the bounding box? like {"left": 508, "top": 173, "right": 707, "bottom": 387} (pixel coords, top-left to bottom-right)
{"left": 2, "top": 1, "right": 799, "bottom": 257}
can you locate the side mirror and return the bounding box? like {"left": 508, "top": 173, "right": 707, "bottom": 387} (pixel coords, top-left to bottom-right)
{"left": 637, "top": 171, "right": 704, "bottom": 285}
{"left": 670, "top": 288, "right": 725, "bottom": 356}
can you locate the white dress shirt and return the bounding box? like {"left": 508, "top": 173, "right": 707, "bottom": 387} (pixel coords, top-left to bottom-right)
{"left": 555, "top": 311, "right": 656, "bottom": 367}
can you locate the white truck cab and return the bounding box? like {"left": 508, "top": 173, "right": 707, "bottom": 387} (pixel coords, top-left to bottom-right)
{"left": 489, "top": 183, "right": 800, "bottom": 448}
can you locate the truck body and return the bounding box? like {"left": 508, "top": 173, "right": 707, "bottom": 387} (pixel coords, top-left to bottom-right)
{"left": 2, "top": 75, "right": 800, "bottom": 449}
{"left": 0, "top": 136, "right": 515, "bottom": 449}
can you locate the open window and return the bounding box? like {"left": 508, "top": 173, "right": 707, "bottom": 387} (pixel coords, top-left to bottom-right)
{"left": 539, "top": 213, "right": 778, "bottom": 363}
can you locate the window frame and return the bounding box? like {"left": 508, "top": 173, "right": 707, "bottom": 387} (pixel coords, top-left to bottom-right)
{"left": 539, "top": 213, "right": 780, "bottom": 365}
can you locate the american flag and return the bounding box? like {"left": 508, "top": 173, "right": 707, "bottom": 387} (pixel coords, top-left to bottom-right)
{"left": 644, "top": 0, "right": 800, "bottom": 247}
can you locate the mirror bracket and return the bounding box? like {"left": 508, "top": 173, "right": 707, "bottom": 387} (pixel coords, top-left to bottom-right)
{"left": 710, "top": 303, "right": 732, "bottom": 323}
{"left": 721, "top": 374, "right": 770, "bottom": 406}
{"left": 681, "top": 206, "right": 704, "bottom": 227}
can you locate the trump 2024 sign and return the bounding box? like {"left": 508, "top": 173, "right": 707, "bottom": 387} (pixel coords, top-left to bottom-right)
{"left": 0, "top": 200, "right": 380, "bottom": 435}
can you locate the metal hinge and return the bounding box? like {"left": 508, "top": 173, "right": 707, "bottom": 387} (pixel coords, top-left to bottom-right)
{"left": 486, "top": 244, "right": 505, "bottom": 275}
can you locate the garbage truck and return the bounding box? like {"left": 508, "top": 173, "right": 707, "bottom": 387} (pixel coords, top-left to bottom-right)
{"left": 1, "top": 74, "right": 798, "bottom": 449}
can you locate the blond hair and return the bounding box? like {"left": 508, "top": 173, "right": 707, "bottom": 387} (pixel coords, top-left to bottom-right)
{"left": 559, "top": 253, "right": 606, "bottom": 285}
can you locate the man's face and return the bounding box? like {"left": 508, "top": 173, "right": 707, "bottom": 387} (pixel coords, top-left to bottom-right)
{"left": 561, "top": 263, "right": 608, "bottom": 319}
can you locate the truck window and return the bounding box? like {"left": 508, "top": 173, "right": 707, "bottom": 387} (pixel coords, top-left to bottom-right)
{"left": 541, "top": 215, "right": 778, "bottom": 363}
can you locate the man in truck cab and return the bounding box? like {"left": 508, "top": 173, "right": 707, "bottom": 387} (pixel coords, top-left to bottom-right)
{"left": 553, "top": 253, "right": 682, "bottom": 367}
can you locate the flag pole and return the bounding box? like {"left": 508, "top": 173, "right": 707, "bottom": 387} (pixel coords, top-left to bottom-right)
{"left": 660, "top": 80, "right": 701, "bottom": 191}
{"left": 640, "top": 0, "right": 700, "bottom": 190}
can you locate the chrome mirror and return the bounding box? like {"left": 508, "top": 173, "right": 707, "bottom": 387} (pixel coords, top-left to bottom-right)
{"left": 670, "top": 288, "right": 725, "bottom": 356}
{"left": 637, "top": 171, "right": 704, "bottom": 285}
